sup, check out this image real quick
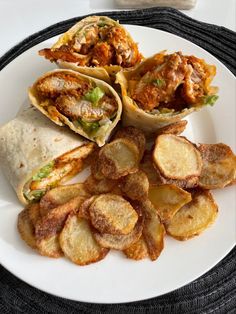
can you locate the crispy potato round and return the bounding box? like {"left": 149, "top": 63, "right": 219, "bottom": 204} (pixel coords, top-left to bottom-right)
{"left": 93, "top": 210, "right": 144, "bottom": 250}
{"left": 156, "top": 169, "right": 199, "bottom": 189}
{"left": 123, "top": 236, "right": 148, "bottom": 260}
{"left": 60, "top": 213, "right": 109, "bottom": 266}
{"left": 136, "top": 200, "right": 165, "bottom": 261}
{"left": 140, "top": 151, "right": 163, "bottom": 185}
{"left": 155, "top": 120, "right": 188, "bottom": 136}
{"left": 114, "top": 126, "right": 146, "bottom": 159}
{"left": 27, "top": 203, "right": 41, "bottom": 227}
{"left": 99, "top": 138, "right": 140, "bottom": 179}
{"left": 35, "top": 196, "right": 85, "bottom": 257}
{"left": 148, "top": 184, "right": 192, "bottom": 222}
{"left": 40, "top": 183, "right": 89, "bottom": 216}
{"left": 90, "top": 150, "right": 105, "bottom": 180}
{"left": 165, "top": 190, "right": 218, "bottom": 240}
{"left": 78, "top": 196, "right": 98, "bottom": 219}
{"left": 89, "top": 194, "right": 138, "bottom": 235}
{"left": 198, "top": 143, "right": 236, "bottom": 189}
{"left": 17, "top": 209, "right": 37, "bottom": 249}
{"left": 85, "top": 175, "right": 117, "bottom": 195}
{"left": 153, "top": 134, "right": 202, "bottom": 180}
{"left": 120, "top": 170, "right": 149, "bottom": 201}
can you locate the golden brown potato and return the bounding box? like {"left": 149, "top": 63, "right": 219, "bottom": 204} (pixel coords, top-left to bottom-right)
{"left": 198, "top": 143, "right": 236, "bottom": 189}
{"left": 123, "top": 236, "right": 148, "bottom": 260}
{"left": 136, "top": 200, "right": 165, "bottom": 261}
{"left": 60, "top": 213, "right": 109, "bottom": 266}
{"left": 165, "top": 190, "right": 218, "bottom": 240}
{"left": 84, "top": 175, "right": 117, "bottom": 195}
{"left": 17, "top": 209, "right": 37, "bottom": 249}
{"left": 120, "top": 170, "right": 149, "bottom": 201}
{"left": 78, "top": 196, "right": 98, "bottom": 220}
{"left": 155, "top": 120, "right": 188, "bottom": 136}
{"left": 27, "top": 203, "right": 41, "bottom": 227}
{"left": 89, "top": 194, "right": 138, "bottom": 235}
{"left": 93, "top": 209, "right": 144, "bottom": 250}
{"left": 114, "top": 126, "right": 146, "bottom": 160}
{"left": 140, "top": 151, "right": 163, "bottom": 185}
{"left": 40, "top": 183, "right": 90, "bottom": 216}
{"left": 148, "top": 184, "right": 192, "bottom": 222}
{"left": 99, "top": 138, "right": 140, "bottom": 179}
{"left": 35, "top": 195, "right": 85, "bottom": 257}
{"left": 90, "top": 150, "right": 104, "bottom": 180}
{"left": 153, "top": 134, "right": 202, "bottom": 180}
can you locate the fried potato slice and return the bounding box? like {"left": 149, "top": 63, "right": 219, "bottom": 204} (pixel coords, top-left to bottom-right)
{"left": 60, "top": 213, "right": 109, "bottom": 266}
{"left": 140, "top": 151, "right": 163, "bottom": 185}
{"left": 123, "top": 236, "right": 148, "bottom": 260}
{"left": 156, "top": 169, "right": 199, "bottom": 189}
{"left": 89, "top": 194, "right": 138, "bottom": 235}
{"left": 155, "top": 120, "right": 188, "bottom": 136}
{"left": 114, "top": 126, "right": 146, "bottom": 160}
{"left": 85, "top": 175, "right": 117, "bottom": 195}
{"left": 40, "top": 183, "right": 89, "bottom": 216}
{"left": 27, "top": 203, "right": 41, "bottom": 227}
{"left": 121, "top": 170, "right": 149, "bottom": 201}
{"left": 90, "top": 150, "right": 104, "bottom": 180}
{"left": 148, "top": 184, "right": 192, "bottom": 222}
{"left": 99, "top": 138, "right": 140, "bottom": 179}
{"left": 17, "top": 209, "right": 37, "bottom": 249}
{"left": 153, "top": 134, "right": 202, "bottom": 180}
{"left": 198, "top": 143, "right": 236, "bottom": 189}
{"left": 165, "top": 190, "right": 218, "bottom": 240}
{"left": 93, "top": 209, "right": 144, "bottom": 250}
{"left": 78, "top": 196, "right": 98, "bottom": 219}
{"left": 137, "top": 200, "right": 165, "bottom": 261}
{"left": 35, "top": 195, "right": 85, "bottom": 257}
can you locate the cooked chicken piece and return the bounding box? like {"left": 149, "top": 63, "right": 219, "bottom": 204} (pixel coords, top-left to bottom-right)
{"left": 39, "top": 46, "right": 86, "bottom": 64}
{"left": 73, "top": 25, "right": 99, "bottom": 54}
{"left": 36, "top": 73, "right": 91, "bottom": 98}
{"left": 91, "top": 42, "right": 113, "bottom": 66}
{"left": 55, "top": 94, "right": 117, "bottom": 121}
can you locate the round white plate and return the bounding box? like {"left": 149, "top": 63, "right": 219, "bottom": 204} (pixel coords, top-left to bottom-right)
{"left": 0, "top": 25, "right": 235, "bottom": 304}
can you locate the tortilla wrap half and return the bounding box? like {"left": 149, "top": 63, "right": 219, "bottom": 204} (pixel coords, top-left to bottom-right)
{"left": 28, "top": 69, "right": 122, "bottom": 147}
{"left": 116, "top": 51, "right": 218, "bottom": 135}
{"left": 0, "top": 107, "right": 94, "bottom": 205}
{"left": 39, "top": 16, "right": 142, "bottom": 83}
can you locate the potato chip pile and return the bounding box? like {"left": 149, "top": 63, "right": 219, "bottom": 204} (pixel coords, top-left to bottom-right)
{"left": 18, "top": 122, "right": 236, "bottom": 265}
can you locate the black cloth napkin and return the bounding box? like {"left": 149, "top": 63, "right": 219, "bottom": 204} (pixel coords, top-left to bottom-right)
{"left": 0, "top": 7, "right": 235, "bottom": 314}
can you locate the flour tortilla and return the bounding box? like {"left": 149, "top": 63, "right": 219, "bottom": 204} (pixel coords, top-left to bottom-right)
{"left": 0, "top": 107, "right": 91, "bottom": 205}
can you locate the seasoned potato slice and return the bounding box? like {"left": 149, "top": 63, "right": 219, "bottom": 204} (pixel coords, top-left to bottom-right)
{"left": 198, "top": 143, "right": 236, "bottom": 189}
{"left": 148, "top": 184, "right": 192, "bottom": 222}
{"left": 153, "top": 134, "right": 202, "bottom": 180}
{"left": 90, "top": 150, "right": 104, "bottom": 180}
{"left": 121, "top": 170, "right": 149, "bottom": 201}
{"left": 156, "top": 170, "right": 199, "bottom": 189}
{"left": 40, "top": 183, "right": 89, "bottom": 216}
{"left": 137, "top": 200, "right": 165, "bottom": 261}
{"left": 85, "top": 175, "right": 117, "bottom": 195}
{"left": 155, "top": 120, "right": 188, "bottom": 136}
{"left": 99, "top": 138, "right": 140, "bottom": 179}
{"left": 123, "top": 236, "right": 148, "bottom": 260}
{"left": 93, "top": 210, "right": 144, "bottom": 250}
{"left": 140, "top": 151, "right": 163, "bottom": 185}
{"left": 165, "top": 190, "right": 218, "bottom": 240}
{"left": 35, "top": 196, "right": 85, "bottom": 257}
{"left": 89, "top": 194, "right": 138, "bottom": 235}
{"left": 17, "top": 209, "right": 37, "bottom": 249}
{"left": 27, "top": 203, "right": 41, "bottom": 227}
{"left": 60, "top": 213, "right": 109, "bottom": 266}
{"left": 78, "top": 196, "right": 98, "bottom": 219}
{"left": 114, "top": 126, "right": 146, "bottom": 159}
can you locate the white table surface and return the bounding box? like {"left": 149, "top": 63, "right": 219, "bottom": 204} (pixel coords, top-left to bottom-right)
{"left": 0, "top": 0, "right": 235, "bottom": 58}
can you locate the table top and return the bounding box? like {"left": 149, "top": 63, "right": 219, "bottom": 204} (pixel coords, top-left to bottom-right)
{"left": 0, "top": 0, "right": 235, "bottom": 58}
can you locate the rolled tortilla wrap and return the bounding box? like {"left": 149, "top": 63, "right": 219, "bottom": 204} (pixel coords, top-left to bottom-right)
{"left": 28, "top": 69, "right": 122, "bottom": 147}
{"left": 0, "top": 107, "right": 95, "bottom": 205}
{"left": 39, "top": 16, "right": 142, "bottom": 83}
{"left": 116, "top": 51, "right": 218, "bottom": 135}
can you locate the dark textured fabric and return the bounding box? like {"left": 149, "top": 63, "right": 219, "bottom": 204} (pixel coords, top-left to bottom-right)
{"left": 0, "top": 7, "right": 235, "bottom": 314}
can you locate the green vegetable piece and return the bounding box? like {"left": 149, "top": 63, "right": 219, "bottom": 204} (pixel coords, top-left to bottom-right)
{"left": 78, "top": 119, "right": 100, "bottom": 135}
{"left": 98, "top": 22, "right": 106, "bottom": 27}
{"left": 84, "top": 87, "right": 105, "bottom": 104}
{"left": 32, "top": 161, "right": 54, "bottom": 181}
{"left": 153, "top": 79, "right": 165, "bottom": 87}
{"left": 31, "top": 190, "right": 46, "bottom": 201}
{"left": 203, "top": 94, "right": 219, "bottom": 106}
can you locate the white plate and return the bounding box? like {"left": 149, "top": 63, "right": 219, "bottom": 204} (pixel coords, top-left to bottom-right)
{"left": 0, "top": 25, "right": 235, "bottom": 304}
